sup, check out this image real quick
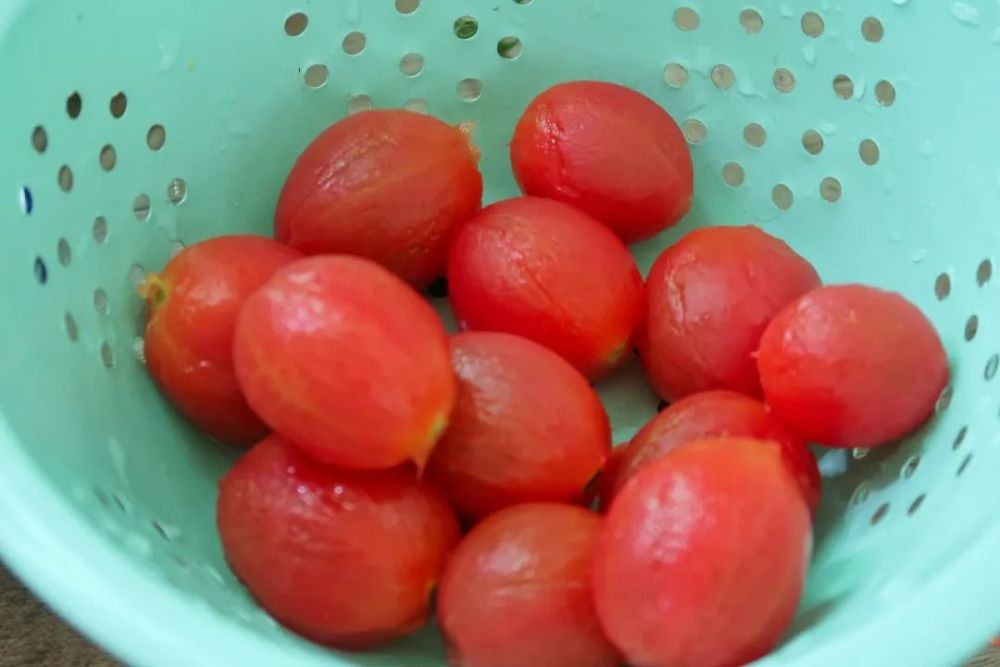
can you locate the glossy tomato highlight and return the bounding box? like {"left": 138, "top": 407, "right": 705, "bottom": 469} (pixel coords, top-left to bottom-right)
{"left": 438, "top": 503, "right": 620, "bottom": 667}
{"left": 426, "top": 332, "right": 610, "bottom": 521}
{"left": 139, "top": 235, "right": 301, "bottom": 445}
{"left": 217, "top": 436, "right": 460, "bottom": 649}
{"left": 275, "top": 109, "right": 483, "bottom": 287}
{"left": 233, "top": 255, "right": 455, "bottom": 470}
{"left": 758, "top": 284, "right": 949, "bottom": 447}
{"left": 511, "top": 81, "right": 693, "bottom": 243}
{"left": 447, "top": 196, "right": 643, "bottom": 379}
{"left": 639, "top": 225, "right": 821, "bottom": 401}
{"left": 593, "top": 439, "right": 812, "bottom": 667}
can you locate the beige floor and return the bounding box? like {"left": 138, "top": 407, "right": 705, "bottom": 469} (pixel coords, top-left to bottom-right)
{"left": 0, "top": 563, "right": 996, "bottom": 666}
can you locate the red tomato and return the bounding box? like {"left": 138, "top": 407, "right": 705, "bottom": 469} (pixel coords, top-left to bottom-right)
{"left": 600, "top": 390, "right": 820, "bottom": 514}
{"left": 139, "top": 235, "right": 301, "bottom": 445}
{"left": 758, "top": 284, "right": 949, "bottom": 447}
{"left": 593, "top": 439, "right": 812, "bottom": 667}
{"left": 511, "top": 81, "right": 692, "bottom": 243}
{"left": 447, "top": 196, "right": 643, "bottom": 379}
{"left": 217, "top": 436, "right": 460, "bottom": 649}
{"left": 426, "top": 332, "right": 610, "bottom": 521}
{"left": 640, "top": 225, "right": 821, "bottom": 400}
{"left": 233, "top": 255, "right": 455, "bottom": 470}
{"left": 438, "top": 503, "right": 620, "bottom": 667}
{"left": 275, "top": 109, "right": 483, "bottom": 287}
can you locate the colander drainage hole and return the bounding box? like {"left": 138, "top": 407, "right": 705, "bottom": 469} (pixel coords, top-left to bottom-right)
{"left": 400, "top": 53, "right": 424, "bottom": 76}
{"left": 147, "top": 124, "right": 166, "bottom": 151}
{"left": 984, "top": 353, "right": 998, "bottom": 380}
{"left": 404, "top": 98, "right": 428, "bottom": 114}
{"left": 133, "top": 194, "right": 151, "bottom": 221}
{"left": 964, "top": 315, "right": 979, "bottom": 341}
{"left": 664, "top": 63, "right": 689, "bottom": 88}
{"left": 497, "top": 36, "right": 523, "bottom": 59}
{"left": 19, "top": 186, "right": 33, "bottom": 214}
{"left": 673, "top": 7, "right": 699, "bottom": 31}
{"left": 395, "top": 0, "right": 419, "bottom": 14}
{"left": 342, "top": 31, "right": 366, "bottom": 55}
{"left": 739, "top": 8, "right": 763, "bottom": 33}
{"left": 66, "top": 91, "right": 82, "bottom": 119}
{"left": 303, "top": 64, "right": 329, "bottom": 88}
{"left": 31, "top": 125, "right": 47, "bottom": 153}
{"left": 100, "top": 341, "right": 115, "bottom": 368}
{"left": 934, "top": 272, "right": 951, "bottom": 300}
{"left": 870, "top": 502, "right": 889, "bottom": 526}
{"left": 875, "top": 80, "right": 896, "bottom": 106}
{"left": 93, "top": 216, "right": 108, "bottom": 243}
{"left": 284, "top": 12, "right": 308, "bottom": 37}
{"left": 64, "top": 312, "right": 78, "bottom": 342}
{"left": 936, "top": 384, "right": 954, "bottom": 413}
{"left": 457, "top": 79, "right": 483, "bottom": 102}
{"left": 58, "top": 165, "right": 73, "bottom": 192}
{"left": 348, "top": 94, "right": 374, "bottom": 114}
{"left": 110, "top": 91, "right": 127, "bottom": 118}
{"left": 453, "top": 16, "right": 478, "bottom": 39}
{"left": 900, "top": 454, "right": 920, "bottom": 479}
{"left": 100, "top": 144, "right": 117, "bottom": 172}
{"left": 743, "top": 123, "right": 766, "bottom": 147}
{"left": 33, "top": 257, "right": 47, "bottom": 284}
{"left": 57, "top": 238, "right": 71, "bottom": 266}
{"left": 977, "top": 258, "right": 993, "bottom": 286}
{"left": 907, "top": 494, "right": 926, "bottom": 516}
{"left": 94, "top": 288, "right": 109, "bottom": 316}
{"left": 956, "top": 452, "right": 973, "bottom": 477}
{"left": 952, "top": 425, "right": 967, "bottom": 450}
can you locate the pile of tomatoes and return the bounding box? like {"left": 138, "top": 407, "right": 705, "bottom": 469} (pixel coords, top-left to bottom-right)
{"left": 140, "top": 81, "right": 948, "bottom": 667}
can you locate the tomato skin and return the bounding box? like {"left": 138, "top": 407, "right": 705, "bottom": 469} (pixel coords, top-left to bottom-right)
{"left": 593, "top": 439, "right": 812, "bottom": 667}
{"left": 511, "top": 81, "right": 692, "bottom": 243}
{"left": 758, "top": 284, "right": 949, "bottom": 447}
{"left": 233, "top": 255, "right": 455, "bottom": 470}
{"left": 139, "top": 235, "right": 301, "bottom": 445}
{"left": 426, "top": 332, "right": 610, "bottom": 521}
{"left": 217, "top": 436, "right": 460, "bottom": 649}
{"left": 438, "top": 503, "right": 620, "bottom": 667}
{"left": 601, "top": 390, "right": 820, "bottom": 514}
{"left": 640, "top": 225, "right": 821, "bottom": 401}
{"left": 275, "top": 109, "right": 483, "bottom": 287}
{"left": 447, "top": 196, "right": 643, "bottom": 379}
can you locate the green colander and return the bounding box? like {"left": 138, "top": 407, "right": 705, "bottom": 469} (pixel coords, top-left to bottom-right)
{"left": 1, "top": 0, "right": 998, "bottom": 665}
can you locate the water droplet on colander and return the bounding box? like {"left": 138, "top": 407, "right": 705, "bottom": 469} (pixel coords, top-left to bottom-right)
{"left": 818, "top": 449, "right": 848, "bottom": 478}
{"left": 802, "top": 44, "right": 817, "bottom": 66}
{"left": 853, "top": 76, "right": 867, "bottom": 100}
{"left": 108, "top": 437, "right": 127, "bottom": 480}
{"left": 152, "top": 520, "right": 183, "bottom": 542}
{"left": 911, "top": 249, "right": 928, "bottom": 263}
{"left": 919, "top": 140, "right": 934, "bottom": 157}
{"left": 126, "top": 533, "right": 152, "bottom": 557}
{"left": 204, "top": 566, "right": 225, "bottom": 584}
{"left": 779, "top": 3, "right": 793, "bottom": 18}
{"left": 158, "top": 37, "right": 179, "bottom": 72}
{"left": 737, "top": 77, "right": 763, "bottom": 98}
{"left": 820, "top": 122, "right": 837, "bottom": 135}
{"left": 892, "top": 0, "right": 909, "bottom": 5}
{"left": 132, "top": 337, "right": 146, "bottom": 364}
{"left": 991, "top": 26, "right": 1000, "bottom": 43}
{"left": 952, "top": 2, "right": 981, "bottom": 26}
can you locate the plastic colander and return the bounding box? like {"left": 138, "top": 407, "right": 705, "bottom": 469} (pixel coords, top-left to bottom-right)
{"left": 1, "top": 0, "right": 998, "bottom": 665}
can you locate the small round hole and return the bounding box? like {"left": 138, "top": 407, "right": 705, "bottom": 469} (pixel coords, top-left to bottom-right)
{"left": 34, "top": 257, "right": 47, "bottom": 284}
{"left": 907, "top": 494, "right": 926, "bottom": 515}
{"left": 664, "top": 63, "right": 689, "bottom": 88}
{"left": 681, "top": 119, "right": 706, "bottom": 144}
{"left": 100, "top": 144, "right": 117, "bottom": 172}
{"left": 936, "top": 384, "right": 954, "bottom": 414}
{"left": 94, "top": 288, "right": 109, "bottom": 316}
{"left": 93, "top": 216, "right": 108, "bottom": 243}
{"left": 722, "top": 162, "right": 745, "bottom": 187}
{"left": 497, "top": 36, "right": 523, "bottom": 59}
{"left": 673, "top": 7, "right": 700, "bottom": 31}
{"left": 935, "top": 272, "right": 951, "bottom": 300}
{"left": 58, "top": 165, "right": 74, "bottom": 192}
{"left": 956, "top": 452, "right": 973, "bottom": 477}
{"left": 110, "top": 92, "right": 127, "bottom": 118}
{"left": 875, "top": 80, "right": 896, "bottom": 106}
{"left": 20, "top": 186, "right": 33, "bottom": 215}
{"left": 870, "top": 502, "right": 889, "bottom": 525}
{"left": 67, "top": 92, "right": 82, "bottom": 119}
{"left": 976, "top": 259, "right": 992, "bottom": 286}
{"left": 953, "top": 426, "right": 968, "bottom": 450}
{"left": 739, "top": 8, "right": 763, "bottom": 33}
{"left": 304, "top": 64, "right": 329, "bottom": 88}
{"left": 833, "top": 74, "right": 854, "bottom": 99}
{"left": 100, "top": 341, "right": 115, "bottom": 368}
{"left": 851, "top": 482, "right": 871, "bottom": 506}
{"left": 862, "top": 17, "right": 884, "bottom": 42}
{"left": 743, "top": 122, "right": 766, "bottom": 147}
{"left": 773, "top": 68, "right": 795, "bottom": 93}
{"left": 64, "top": 313, "right": 78, "bottom": 342}
{"left": 772, "top": 184, "right": 793, "bottom": 210}
{"left": 901, "top": 455, "right": 920, "bottom": 479}
{"left": 711, "top": 64, "right": 735, "bottom": 90}
{"left": 167, "top": 178, "right": 187, "bottom": 205}
{"left": 342, "top": 31, "right": 366, "bottom": 55}
{"left": 820, "top": 177, "right": 842, "bottom": 203}
{"left": 852, "top": 447, "right": 869, "bottom": 460}
{"left": 57, "top": 238, "right": 71, "bottom": 266}
{"left": 284, "top": 12, "right": 308, "bottom": 36}
{"left": 984, "top": 353, "right": 998, "bottom": 380}
{"left": 801, "top": 11, "right": 825, "bottom": 37}
{"left": 457, "top": 78, "right": 483, "bottom": 102}
{"left": 802, "top": 129, "right": 824, "bottom": 155}
{"left": 399, "top": 53, "right": 424, "bottom": 76}
{"left": 147, "top": 124, "right": 166, "bottom": 151}
{"left": 32, "top": 126, "right": 47, "bottom": 153}
{"left": 395, "top": 0, "right": 419, "bottom": 13}
{"left": 404, "top": 98, "right": 429, "bottom": 114}
{"left": 964, "top": 314, "right": 979, "bottom": 341}
{"left": 454, "top": 16, "right": 479, "bottom": 39}
{"left": 859, "top": 139, "right": 880, "bottom": 165}
{"left": 348, "top": 94, "right": 373, "bottom": 114}
{"left": 133, "top": 194, "right": 151, "bottom": 221}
